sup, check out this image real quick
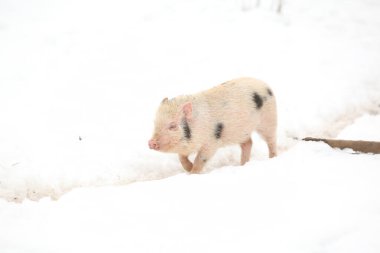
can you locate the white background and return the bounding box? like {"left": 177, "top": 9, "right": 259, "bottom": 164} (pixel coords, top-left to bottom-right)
{"left": 0, "top": 0, "right": 380, "bottom": 252}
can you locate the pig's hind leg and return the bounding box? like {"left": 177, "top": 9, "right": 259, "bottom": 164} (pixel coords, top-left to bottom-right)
{"left": 179, "top": 155, "right": 193, "bottom": 172}
{"left": 240, "top": 138, "right": 252, "bottom": 165}
{"left": 257, "top": 125, "right": 277, "bottom": 158}
{"left": 257, "top": 101, "right": 277, "bottom": 158}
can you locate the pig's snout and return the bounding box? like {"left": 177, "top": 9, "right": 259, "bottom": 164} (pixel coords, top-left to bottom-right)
{"left": 148, "top": 139, "right": 160, "bottom": 150}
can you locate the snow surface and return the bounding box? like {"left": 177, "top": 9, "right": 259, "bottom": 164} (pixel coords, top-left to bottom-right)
{"left": 338, "top": 114, "right": 380, "bottom": 142}
{"left": 0, "top": 0, "right": 380, "bottom": 252}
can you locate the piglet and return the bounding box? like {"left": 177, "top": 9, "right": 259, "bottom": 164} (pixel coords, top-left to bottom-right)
{"left": 148, "top": 77, "right": 277, "bottom": 173}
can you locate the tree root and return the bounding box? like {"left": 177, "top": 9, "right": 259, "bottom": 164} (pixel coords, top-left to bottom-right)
{"left": 303, "top": 137, "right": 380, "bottom": 154}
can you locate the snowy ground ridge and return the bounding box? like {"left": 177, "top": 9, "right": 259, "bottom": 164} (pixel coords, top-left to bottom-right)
{"left": 2, "top": 102, "right": 379, "bottom": 203}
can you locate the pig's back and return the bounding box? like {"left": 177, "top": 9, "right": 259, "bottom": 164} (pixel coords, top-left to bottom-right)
{"left": 200, "top": 77, "right": 275, "bottom": 145}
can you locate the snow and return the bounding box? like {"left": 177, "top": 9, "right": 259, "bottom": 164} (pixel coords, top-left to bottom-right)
{"left": 1, "top": 143, "right": 380, "bottom": 253}
{"left": 0, "top": 0, "right": 380, "bottom": 252}
{"left": 338, "top": 114, "right": 380, "bottom": 142}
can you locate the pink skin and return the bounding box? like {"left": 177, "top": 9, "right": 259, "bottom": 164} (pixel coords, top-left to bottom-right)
{"left": 149, "top": 102, "right": 190, "bottom": 153}
{"left": 148, "top": 139, "right": 159, "bottom": 150}
{"left": 149, "top": 133, "right": 179, "bottom": 152}
{"left": 148, "top": 78, "right": 277, "bottom": 174}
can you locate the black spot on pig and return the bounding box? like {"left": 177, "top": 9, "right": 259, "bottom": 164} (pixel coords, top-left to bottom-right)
{"left": 182, "top": 118, "right": 191, "bottom": 140}
{"left": 252, "top": 92, "right": 263, "bottom": 109}
{"left": 214, "top": 122, "right": 224, "bottom": 139}
{"left": 267, "top": 88, "right": 273, "bottom": 96}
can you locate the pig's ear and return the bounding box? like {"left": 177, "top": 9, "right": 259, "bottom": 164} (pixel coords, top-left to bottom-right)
{"left": 182, "top": 102, "right": 192, "bottom": 120}
{"left": 161, "top": 97, "right": 169, "bottom": 104}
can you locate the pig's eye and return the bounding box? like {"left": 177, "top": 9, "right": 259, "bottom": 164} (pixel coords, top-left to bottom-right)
{"left": 168, "top": 122, "right": 178, "bottom": 131}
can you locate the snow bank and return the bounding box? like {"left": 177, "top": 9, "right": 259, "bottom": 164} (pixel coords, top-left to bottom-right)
{"left": 1, "top": 0, "right": 380, "bottom": 252}
{"left": 0, "top": 0, "right": 379, "bottom": 202}
{"left": 0, "top": 141, "right": 379, "bottom": 253}
{"left": 338, "top": 114, "right": 380, "bottom": 142}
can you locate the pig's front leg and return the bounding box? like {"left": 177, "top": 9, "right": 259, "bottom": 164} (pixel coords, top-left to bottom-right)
{"left": 190, "top": 146, "right": 217, "bottom": 174}
{"left": 179, "top": 155, "right": 193, "bottom": 172}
